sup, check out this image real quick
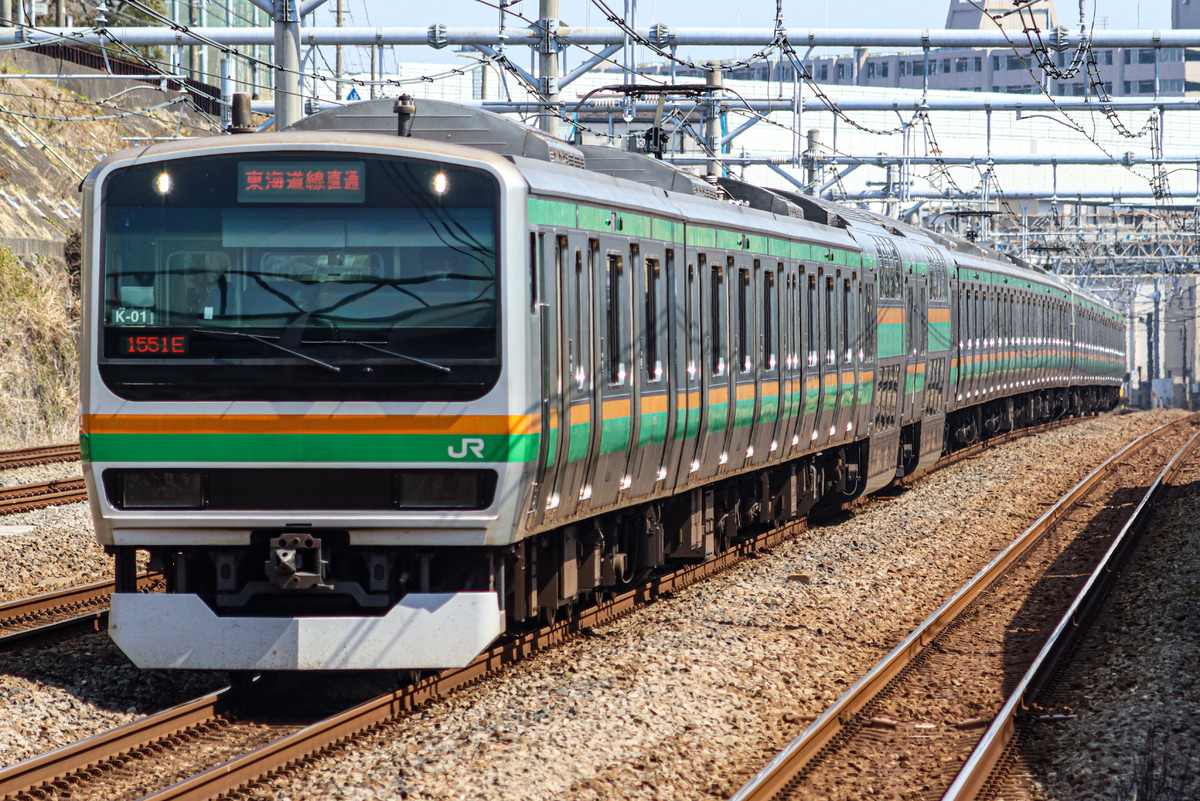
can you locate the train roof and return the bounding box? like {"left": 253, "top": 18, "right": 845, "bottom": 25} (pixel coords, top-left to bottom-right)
{"left": 289, "top": 97, "right": 588, "bottom": 169}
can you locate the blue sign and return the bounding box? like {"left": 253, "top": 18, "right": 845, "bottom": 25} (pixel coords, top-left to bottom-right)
{"left": 347, "top": 88, "right": 361, "bottom": 101}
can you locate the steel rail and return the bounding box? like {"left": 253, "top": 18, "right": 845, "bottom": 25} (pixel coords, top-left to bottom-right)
{"left": 0, "top": 411, "right": 1111, "bottom": 801}
{"left": 728, "top": 416, "right": 1190, "bottom": 801}
{"left": 0, "top": 691, "right": 232, "bottom": 801}
{"left": 0, "top": 573, "right": 164, "bottom": 645}
{"left": 0, "top": 477, "right": 87, "bottom": 515}
{"left": 0, "top": 443, "right": 80, "bottom": 470}
{"left": 941, "top": 427, "right": 1200, "bottom": 801}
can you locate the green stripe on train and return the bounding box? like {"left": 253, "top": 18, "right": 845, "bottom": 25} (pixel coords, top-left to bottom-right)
{"left": 83, "top": 433, "right": 541, "bottom": 464}
{"left": 638, "top": 410, "right": 670, "bottom": 447}
{"left": 706, "top": 401, "right": 729, "bottom": 435}
{"left": 878, "top": 321, "right": 905, "bottom": 359}
{"left": 734, "top": 397, "right": 756, "bottom": 428}
{"left": 567, "top": 422, "right": 590, "bottom": 462}
{"left": 598, "top": 417, "right": 632, "bottom": 455}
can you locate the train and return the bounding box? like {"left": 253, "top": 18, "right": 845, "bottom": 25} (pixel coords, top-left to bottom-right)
{"left": 79, "top": 98, "right": 1125, "bottom": 671}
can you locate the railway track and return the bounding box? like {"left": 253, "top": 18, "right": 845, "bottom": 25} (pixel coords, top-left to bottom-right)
{"left": 0, "top": 443, "right": 80, "bottom": 471}
{"left": 0, "top": 478, "right": 87, "bottom": 516}
{"left": 944, "top": 426, "right": 1200, "bottom": 800}
{"left": 730, "top": 415, "right": 1197, "bottom": 801}
{"left": 0, "top": 574, "right": 163, "bottom": 646}
{"left": 0, "top": 412, "right": 1121, "bottom": 801}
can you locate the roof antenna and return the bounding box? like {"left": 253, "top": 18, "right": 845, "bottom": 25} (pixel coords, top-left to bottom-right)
{"left": 394, "top": 94, "right": 416, "bottom": 137}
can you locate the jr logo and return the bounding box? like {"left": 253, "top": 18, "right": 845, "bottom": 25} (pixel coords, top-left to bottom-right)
{"left": 448, "top": 438, "right": 486, "bottom": 459}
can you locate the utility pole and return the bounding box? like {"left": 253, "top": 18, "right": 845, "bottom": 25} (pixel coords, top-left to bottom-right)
{"left": 334, "top": 0, "right": 342, "bottom": 101}
{"left": 274, "top": 0, "right": 302, "bottom": 129}
{"left": 805, "top": 129, "right": 820, "bottom": 191}
{"left": 189, "top": 0, "right": 199, "bottom": 80}
{"left": 369, "top": 44, "right": 376, "bottom": 100}
{"left": 705, "top": 63, "right": 723, "bottom": 181}
{"left": 198, "top": 0, "right": 208, "bottom": 84}
{"left": 0, "top": 1, "right": 10, "bottom": 25}
{"left": 537, "top": 0, "right": 559, "bottom": 136}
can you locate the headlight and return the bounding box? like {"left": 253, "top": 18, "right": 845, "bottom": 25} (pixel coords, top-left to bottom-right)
{"left": 394, "top": 470, "right": 495, "bottom": 509}
{"left": 117, "top": 471, "right": 206, "bottom": 509}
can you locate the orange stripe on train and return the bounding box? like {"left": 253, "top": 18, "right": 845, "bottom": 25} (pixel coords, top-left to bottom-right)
{"left": 84, "top": 413, "right": 542, "bottom": 436}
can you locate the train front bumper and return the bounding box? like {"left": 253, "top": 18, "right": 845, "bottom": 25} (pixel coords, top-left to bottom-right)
{"left": 109, "top": 592, "right": 504, "bottom": 670}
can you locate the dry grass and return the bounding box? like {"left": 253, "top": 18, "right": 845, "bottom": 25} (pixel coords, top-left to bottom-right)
{"left": 0, "top": 247, "right": 79, "bottom": 449}
{"left": 1113, "top": 723, "right": 1184, "bottom": 801}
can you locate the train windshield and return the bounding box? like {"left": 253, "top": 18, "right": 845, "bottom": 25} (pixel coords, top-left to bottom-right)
{"left": 99, "top": 153, "right": 501, "bottom": 401}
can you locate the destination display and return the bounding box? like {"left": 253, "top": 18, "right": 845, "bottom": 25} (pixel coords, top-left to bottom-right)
{"left": 237, "top": 161, "right": 366, "bottom": 203}
{"left": 120, "top": 333, "right": 189, "bottom": 356}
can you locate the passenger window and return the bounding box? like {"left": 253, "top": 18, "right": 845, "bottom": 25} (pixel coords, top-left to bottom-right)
{"left": 711, "top": 259, "right": 725, "bottom": 377}
{"left": 863, "top": 282, "right": 876, "bottom": 363}
{"left": 645, "top": 256, "right": 663, "bottom": 382}
{"left": 605, "top": 252, "right": 626, "bottom": 385}
{"left": 842, "top": 278, "right": 853, "bottom": 364}
{"left": 763, "top": 268, "right": 777, "bottom": 373}
{"left": 806, "top": 273, "right": 818, "bottom": 368}
{"left": 825, "top": 275, "right": 835, "bottom": 366}
{"left": 738, "top": 267, "right": 751, "bottom": 373}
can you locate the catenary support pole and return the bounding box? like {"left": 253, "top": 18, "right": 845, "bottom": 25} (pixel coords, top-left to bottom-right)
{"left": 335, "top": 0, "right": 342, "bottom": 100}
{"left": 275, "top": 0, "right": 302, "bottom": 128}
{"left": 538, "top": 0, "right": 559, "bottom": 136}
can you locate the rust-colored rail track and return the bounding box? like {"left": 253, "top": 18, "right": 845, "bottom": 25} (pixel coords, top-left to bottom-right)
{"left": 0, "top": 574, "right": 163, "bottom": 647}
{"left": 942, "top": 428, "right": 1200, "bottom": 801}
{"left": 729, "top": 415, "right": 1196, "bottom": 801}
{"left": 0, "top": 443, "right": 80, "bottom": 471}
{"left": 0, "top": 412, "right": 1123, "bottom": 801}
{"left": 0, "top": 478, "right": 87, "bottom": 516}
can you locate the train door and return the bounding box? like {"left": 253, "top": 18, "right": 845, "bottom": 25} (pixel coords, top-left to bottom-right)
{"left": 550, "top": 236, "right": 595, "bottom": 520}
{"left": 669, "top": 252, "right": 704, "bottom": 491}
{"left": 955, "top": 278, "right": 964, "bottom": 410}
{"left": 750, "top": 262, "right": 781, "bottom": 466}
{"left": 586, "top": 239, "right": 635, "bottom": 509}
{"left": 833, "top": 269, "right": 858, "bottom": 441}
{"left": 693, "top": 255, "right": 731, "bottom": 482}
{"left": 532, "top": 232, "right": 561, "bottom": 528}
{"left": 853, "top": 274, "right": 876, "bottom": 439}
{"left": 815, "top": 267, "right": 838, "bottom": 448}
{"left": 800, "top": 267, "right": 821, "bottom": 451}
{"left": 629, "top": 245, "right": 671, "bottom": 498}
{"left": 902, "top": 271, "right": 927, "bottom": 424}
{"left": 914, "top": 273, "right": 929, "bottom": 420}
{"left": 778, "top": 266, "right": 802, "bottom": 459}
{"left": 966, "top": 285, "right": 979, "bottom": 401}
{"left": 727, "top": 259, "right": 757, "bottom": 470}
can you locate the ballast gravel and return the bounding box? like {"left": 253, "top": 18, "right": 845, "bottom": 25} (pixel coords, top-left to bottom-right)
{"left": 0, "top": 411, "right": 1187, "bottom": 795}
{"left": 0, "top": 460, "right": 80, "bottom": 491}
{"left": 235, "top": 410, "right": 1189, "bottom": 801}
{"left": 0, "top": 502, "right": 109, "bottom": 605}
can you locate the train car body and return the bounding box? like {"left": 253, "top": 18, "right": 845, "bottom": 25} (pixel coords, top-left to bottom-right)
{"left": 79, "top": 100, "right": 1124, "bottom": 671}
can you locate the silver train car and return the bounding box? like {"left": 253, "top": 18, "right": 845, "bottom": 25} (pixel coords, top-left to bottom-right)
{"left": 79, "top": 99, "right": 1125, "bottom": 670}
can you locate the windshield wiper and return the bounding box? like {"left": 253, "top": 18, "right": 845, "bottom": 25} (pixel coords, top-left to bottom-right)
{"left": 191, "top": 328, "right": 341, "bottom": 374}
{"left": 344, "top": 341, "right": 451, "bottom": 374}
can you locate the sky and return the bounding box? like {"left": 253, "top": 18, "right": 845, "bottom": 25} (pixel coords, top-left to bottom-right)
{"left": 307, "top": 0, "right": 1174, "bottom": 67}
{"left": 309, "top": 0, "right": 1170, "bottom": 31}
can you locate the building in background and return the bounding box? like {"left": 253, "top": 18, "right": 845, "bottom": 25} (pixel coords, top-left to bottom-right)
{"left": 639, "top": 0, "right": 1200, "bottom": 99}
